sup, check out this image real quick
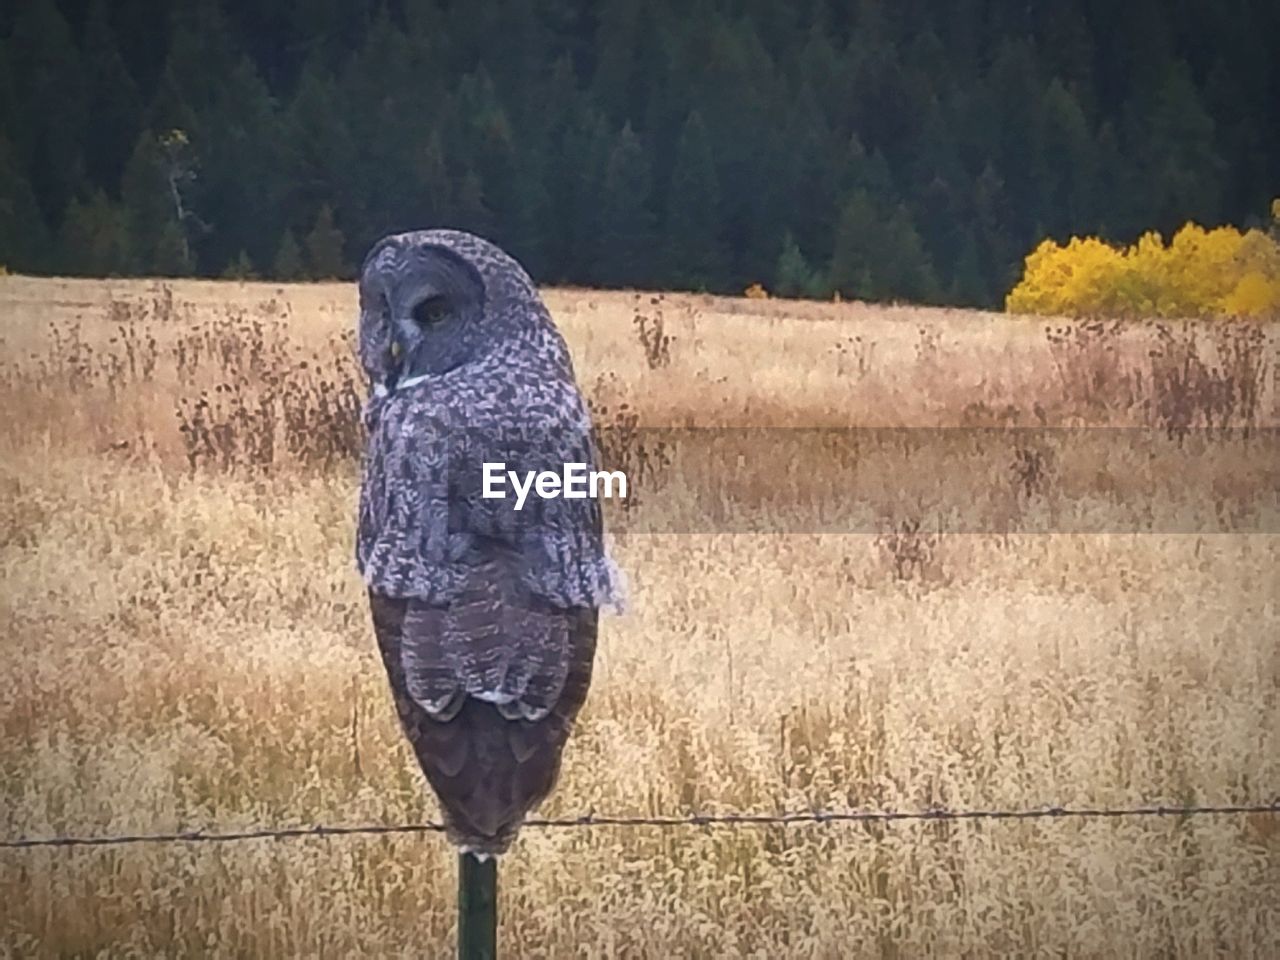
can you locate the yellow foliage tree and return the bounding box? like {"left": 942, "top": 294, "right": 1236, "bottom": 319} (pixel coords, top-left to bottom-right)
{"left": 1007, "top": 206, "right": 1280, "bottom": 319}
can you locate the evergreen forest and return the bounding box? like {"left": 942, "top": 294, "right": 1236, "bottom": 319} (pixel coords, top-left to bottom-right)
{"left": 0, "top": 0, "right": 1275, "bottom": 305}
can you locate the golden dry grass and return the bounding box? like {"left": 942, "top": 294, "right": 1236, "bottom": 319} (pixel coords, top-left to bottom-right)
{"left": 0, "top": 275, "right": 1277, "bottom": 957}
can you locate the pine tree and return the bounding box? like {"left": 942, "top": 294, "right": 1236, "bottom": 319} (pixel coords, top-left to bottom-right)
{"left": 121, "top": 130, "right": 190, "bottom": 275}
{"left": 161, "top": 0, "right": 241, "bottom": 115}
{"left": 561, "top": 108, "right": 613, "bottom": 286}
{"left": 905, "top": 100, "right": 967, "bottom": 278}
{"left": 532, "top": 58, "right": 588, "bottom": 282}
{"left": 1091, "top": 122, "right": 1129, "bottom": 239}
{"left": 153, "top": 220, "right": 194, "bottom": 276}
{"left": 340, "top": 10, "right": 428, "bottom": 251}
{"left": 0, "top": 135, "right": 52, "bottom": 272}
{"left": 284, "top": 66, "right": 356, "bottom": 241}
{"left": 304, "top": 204, "right": 347, "bottom": 278}
{"left": 222, "top": 249, "right": 257, "bottom": 280}
{"left": 596, "top": 123, "right": 656, "bottom": 288}
{"left": 452, "top": 169, "right": 493, "bottom": 240}
{"left": 414, "top": 130, "right": 452, "bottom": 228}
{"left": 948, "top": 229, "right": 987, "bottom": 306}
{"left": 662, "top": 111, "right": 726, "bottom": 290}
{"left": 81, "top": 0, "right": 143, "bottom": 193}
{"left": 272, "top": 230, "right": 305, "bottom": 281}
{"left": 190, "top": 57, "right": 284, "bottom": 271}
{"left": 592, "top": 0, "right": 646, "bottom": 126}
{"left": 985, "top": 37, "right": 1050, "bottom": 255}
{"left": 1124, "top": 59, "right": 1224, "bottom": 234}
{"left": 684, "top": 15, "right": 783, "bottom": 283}
{"left": 59, "top": 191, "right": 135, "bottom": 276}
{"left": 288, "top": 0, "right": 350, "bottom": 74}
{"left": 1035, "top": 6, "right": 1096, "bottom": 114}
{"left": 775, "top": 83, "right": 840, "bottom": 271}
{"left": 971, "top": 164, "right": 1016, "bottom": 298}
{"left": 7, "top": 0, "right": 87, "bottom": 227}
{"left": 829, "top": 191, "right": 938, "bottom": 302}
{"left": 1040, "top": 79, "right": 1098, "bottom": 237}
{"left": 828, "top": 191, "right": 877, "bottom": 299}
{"left": 774, "top": 231, "right": 826, "bottom": 299}
{"left": 470, "top": 97, "right": 550, "bottom": 276}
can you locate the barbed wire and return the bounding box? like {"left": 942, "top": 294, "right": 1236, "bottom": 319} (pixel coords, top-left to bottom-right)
{"left": 3, "top": 799, "right": 1276, "bottom": 850}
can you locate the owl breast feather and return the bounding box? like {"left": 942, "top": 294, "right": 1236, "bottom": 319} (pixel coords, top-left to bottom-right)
{"left": 357, "top": 374, "right": 622, "bottom": 611}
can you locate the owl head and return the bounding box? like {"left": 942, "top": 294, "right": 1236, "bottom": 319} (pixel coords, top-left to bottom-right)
{"left": 358, "top": 233, "right": 490, "bottom": 391}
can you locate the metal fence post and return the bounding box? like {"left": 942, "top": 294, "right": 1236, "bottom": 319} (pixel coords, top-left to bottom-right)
{"left": 458, "top": 852, "right": 497, "bottom": 960}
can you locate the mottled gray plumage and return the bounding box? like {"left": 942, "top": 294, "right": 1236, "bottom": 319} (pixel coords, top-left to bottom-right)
{"left": 356, "top": 229, "right": 620, "bottom": 854}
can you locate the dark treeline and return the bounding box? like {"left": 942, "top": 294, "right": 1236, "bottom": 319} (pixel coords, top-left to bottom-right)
{"left": 0, "top": 0, "right": 1276, "bottom": 304}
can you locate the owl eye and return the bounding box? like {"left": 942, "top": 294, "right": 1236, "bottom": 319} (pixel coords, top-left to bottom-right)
{"left": 411, "top": 296, "right": 450, "bottom": 327}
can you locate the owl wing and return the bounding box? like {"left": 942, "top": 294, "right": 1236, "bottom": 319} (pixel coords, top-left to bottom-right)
{"left": 392, "top": 381, "right": 603, "bottom": 719}
{"left": 360, "top": 374, "right": 609, "bottom": 853}
{"left": 366, "top": 591, "right": 593, "bottom": 855}
{"left": 400, "top": 543, "right": 573, "bottom": 722}
{"left": 357, "top": 372, "right": 618, "bottom": 609}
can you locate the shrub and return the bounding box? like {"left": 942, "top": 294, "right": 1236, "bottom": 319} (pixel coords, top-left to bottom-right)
{"left": 1008, "top": 207, "right": 1280, "bottom": 320}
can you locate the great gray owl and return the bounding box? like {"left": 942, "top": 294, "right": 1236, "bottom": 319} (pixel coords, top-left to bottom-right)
{"left": 356, "top": 229, "right": 621, "bottom": 856}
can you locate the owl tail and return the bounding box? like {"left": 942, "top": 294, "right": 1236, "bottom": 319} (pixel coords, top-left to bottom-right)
{"left": 413, "top": 696, "right": 570, "bottom": 857}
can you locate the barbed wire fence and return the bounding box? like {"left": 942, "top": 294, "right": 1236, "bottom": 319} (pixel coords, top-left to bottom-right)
{"left": 4, "top": 799, "right": 1277, "bottom": 850}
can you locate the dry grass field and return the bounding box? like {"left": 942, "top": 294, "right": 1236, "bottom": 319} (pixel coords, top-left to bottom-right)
{"left": 0, "top": 274, "right": 1277, "bottom": 957}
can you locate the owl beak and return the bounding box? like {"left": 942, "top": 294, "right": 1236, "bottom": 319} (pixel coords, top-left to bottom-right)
{"left": 394, "top": 314, "right": 425, "bottom": 352}
{"left": 385, "top": 314, "right": 425, "bottom": 389}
